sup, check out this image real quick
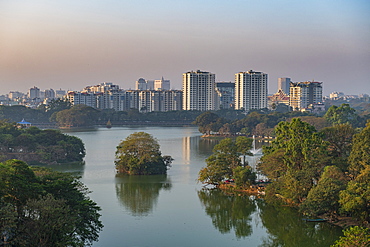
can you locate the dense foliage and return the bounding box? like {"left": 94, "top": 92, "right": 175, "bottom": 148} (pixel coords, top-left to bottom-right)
{"left": 198, "top": 137, "right": 255, "bottom": 187}
{"left": 0, "top": 121, "right": 85, "bottom": 164}
{"left": 115, "top": 132, "right": 173, "bottom": 175}
{"left": 258, "top": 118, "right": 370, "bottom": 226}
{"left": 0, "top": 159, "right": 103, "bottom": 246}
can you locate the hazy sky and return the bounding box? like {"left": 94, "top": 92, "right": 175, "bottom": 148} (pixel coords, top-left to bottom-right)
{"left": 1, "top": 0, "right": 369, "bottom": 96}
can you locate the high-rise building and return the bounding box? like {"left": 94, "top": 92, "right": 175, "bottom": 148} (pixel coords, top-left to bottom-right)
{"left": 289, "top": 81, "right": 323, "bottom": 111}
{"left": 44, "top": 89, "right": 56, "bottom": 99}
{"left": 278, "top": 77, "right": 291, "bottom": 95}
{"left": 154, "top": 77, "right": 170, "bottom": 90}
{"left": 135, "top": 78, "right": 154, "bottom": 90}
{"left": 234, "top": 70, "right": 268, "bottom": 112}
{"left": 28, "top": 86, "right": 40, "bottom": 99}
{"left": 215, "top": 82, "right": 235, "bottom": 109}
{"left": 182, "top": 70, "right": 217, "bottom": 111}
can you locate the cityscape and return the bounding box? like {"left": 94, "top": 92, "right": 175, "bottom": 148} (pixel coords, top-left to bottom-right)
{"left": 1, "top": 1, "right": 370, "bottom": 246}
{"left": 1, "top": 69, "right": 368, "bottom": 114}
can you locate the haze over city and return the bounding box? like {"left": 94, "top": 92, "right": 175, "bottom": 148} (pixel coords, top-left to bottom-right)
{"left": 1, "top": 0, "right": 369, "bottom": 96}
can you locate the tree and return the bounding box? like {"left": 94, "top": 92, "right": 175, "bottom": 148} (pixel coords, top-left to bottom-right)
{"left": 233, "top": 166, "right": 256, "bottom": 187}
{"left": 0, "top": 160, "right": 103, "bottom": 246}
{"left": 331, "top": 226, "right": 370, "bottom": 247}
{"left": 339, "top": 166, "right": 370, "bottom": 222}
{"left": 300, "top": 165, "right": 347, "bottom": 216}
{"left": 54, "top": 104, "right": 98, "bottom": 127}
{"left": 235, "top": 136, "right": 253, "bottom": 166}
{"left": 198, "top": 138, "right": 241, "bottom": 185}
{"left": 259, "top": 118, "right": 329, "bottom": 204}
{"left": 321, "top": 124, "right": 355, "bottom": 171}
{"left": 115, "top": 132, "right": 172, "bottom": 175}
{"left": 324, "top": 103, "right": 364, "bottom": 127}
{"left": 193, "top": 111, "right": 221, "bottom": 135}
{"left": 348, "top": 121, "right": 370, "bottom": 177}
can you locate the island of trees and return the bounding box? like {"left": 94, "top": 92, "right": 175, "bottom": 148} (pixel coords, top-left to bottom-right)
{"left": 196, "top": 105, "right": 370, "bottom": 246}
{"left": 0, "top": 121, "right": 85, "bottom": 165}
{"left": 115, "top": 132, "right": 173, "bottom": 175}
{"left": 0, "top": 159, "right": 103, "bottom": 246}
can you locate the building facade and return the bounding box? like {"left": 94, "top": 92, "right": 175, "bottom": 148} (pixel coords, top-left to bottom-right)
{"left": 182, "top": 70, "right": 217, "bottom": 111}
{"left": 215, "top": 82, "right": 235, "bottom": 109}
{"left": 234, "top": 70, "right": 268, "bottom": 112}
{"left": 289, "top": 81, "right": 323, "bottom": 111}
{"left": 278, "top": 77, "right": 291, "bottom": 95}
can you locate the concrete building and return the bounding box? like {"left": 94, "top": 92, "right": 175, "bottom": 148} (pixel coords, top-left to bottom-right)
{"left": 154, "top": 77, "right": 170, "bottom": 90}
{"left": 66, "top": 91, "right": 97, "bottom": 108}
{"left": 135, "top": 78, "right": 154, "bottom": 90}
{"left": 235, "top": 70, "right": 268, "bottom": 112}
{"left": 182, "top": 70, "right": 217, "bottom": 111}
{"left": 278, "top": 77, "right": 291, "bottom": 95}
{"left": 28, "top": 86, "right": 40, "bottom": 99}
{"left": 44, "top": 89, "right": 56, "bottom": 99}
{"left": 55, "top": 89, "right": 66, "bottom": 99}
{"left": 289, "top": 81, "right": 323, "bottom": 111}
{"left": 83, "top": 82, "right": 119, "bottom": 93}
{"left": 215, "top": 82, "right": 235, "bottom": 109}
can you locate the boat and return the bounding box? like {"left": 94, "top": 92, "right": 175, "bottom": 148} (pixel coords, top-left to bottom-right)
{"left": 302, "top": 218, "right": 327, "bottom": 222}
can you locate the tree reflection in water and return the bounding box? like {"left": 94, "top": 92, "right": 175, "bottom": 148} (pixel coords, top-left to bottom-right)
{"left": 198, "top": 188, "right": 256, "bottom": 239}
{"left": 115, "top": 174, "right": 171, "bottom": 216}
{"left": 257, "top": 200, "right": 342, "bottom": 247}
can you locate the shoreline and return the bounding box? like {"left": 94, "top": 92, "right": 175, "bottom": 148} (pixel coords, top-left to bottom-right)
{"left": 218, "top": 183, "right": 366, "bottom": 229}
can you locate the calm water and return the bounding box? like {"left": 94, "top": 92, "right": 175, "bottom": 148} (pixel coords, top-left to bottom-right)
{"left": 59, "top": 126, "right": 342, "bottom": 247}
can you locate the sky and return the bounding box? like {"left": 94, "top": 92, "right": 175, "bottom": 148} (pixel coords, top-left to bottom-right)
{"left": 1, "top": 0, "right": 369, "bottom": 96}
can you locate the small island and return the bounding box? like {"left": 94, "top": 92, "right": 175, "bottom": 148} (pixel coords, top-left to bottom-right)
{"left": 0, "top": 121, "right": 85, "bottom": 165}
{"left": 115, "top": 132, "right": 173, "bottom": 175}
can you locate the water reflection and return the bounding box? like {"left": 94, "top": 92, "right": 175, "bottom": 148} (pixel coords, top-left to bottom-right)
{"left": 198, "top": 188, "right": 256, "bottom": 239}
{"left": 257, "top": 201, "right": 342, "bottom": 247}
{"left": 34, "top": 161, "right": 85, "bottom": 176}
{"left": 115, "top": 174, "right": 172, "bottom": 216}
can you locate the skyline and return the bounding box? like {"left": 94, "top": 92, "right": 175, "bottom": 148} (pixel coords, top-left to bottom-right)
{"left": 1, "top": 0, "right": 369, "bottom": 96}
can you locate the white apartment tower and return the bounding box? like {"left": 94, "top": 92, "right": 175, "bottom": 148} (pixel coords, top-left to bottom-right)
{"left": 182, "top": 70, "right": 217, "bottom": 111}
{"left": 289, "top": 81, "right": 323, "bottom": 111}
{"left": 235, "top": 70, "right": 268, "bottom": 112}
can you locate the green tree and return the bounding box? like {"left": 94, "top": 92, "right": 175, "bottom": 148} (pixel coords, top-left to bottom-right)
{"left": 54, "top": 104, "right": 98, "bottom": 127}
{"left": 331, "top": 226, "right": 370, "bottom": 247}
{"left": 0, "top": 160, "right": 103, "bottom": 246}
{"left": 198, "top": 138, "right": 241, "bottom": 185}
{"left": 300, "top": 165, "right": 347, "bottom": 216}
{"left": 193, "top": 111, "right": 221, "bottom": 135}
{"left": 115, "top": 132, "right": 172, "bottom": 175}
{"left": 233, "top": 166, "right": 256, "bottom": 187}
{"left": 235, "top": 136, "right": 253, "bottom": 166}
{"left": 325, "top": 103, "right": 364, "bottom": 127}
{"left": 339, "top": 166, "right": 370, "bottom": 222}
{"left": 259, "top": 118, "right": 329, "bottom": 204}
{"left": 348, "top": 121, "right": 370, "bottom": 177}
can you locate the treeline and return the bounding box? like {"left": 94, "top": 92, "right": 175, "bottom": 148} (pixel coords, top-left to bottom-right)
{"left": 194, "top": 104, "right": 369, "bottom": 137}
{"left": 259, "top": 118, "right": 370, "bottom": 226}
{"left": 0, "top": 99, "right": 206, "bottom": 127}
{"left": 0, "top": 159, "right": 103, "bottom": 246}
{"left": 0, "top": 121, "right": 85, "bottom": 164}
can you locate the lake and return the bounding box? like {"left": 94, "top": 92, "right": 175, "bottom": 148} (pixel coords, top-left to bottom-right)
{"left": 59, "top": 126, "right": 342, "bottom": 247}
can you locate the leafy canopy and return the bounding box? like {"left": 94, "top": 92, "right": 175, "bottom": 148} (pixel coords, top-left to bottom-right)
{"left": 115, "top": 132, "right": 172, "bottom": 175}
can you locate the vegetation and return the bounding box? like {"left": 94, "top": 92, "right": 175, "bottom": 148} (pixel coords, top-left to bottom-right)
{"left": 331, "top": 226, "right": 370, "bottom": 247}
{"left": 0, "top": 121, "right": 85, "bottom": 164}
{"left": 257, "top": 118, "right": 370, "bottom": 227}
{"left": 115, "top": 132, "right": 173, "bottom": 175}
{"left": 198, "top": 137, "right": 255, "bottom": 187}
{"left": 0, "top": 159, "right": 103, "bottom": 246}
